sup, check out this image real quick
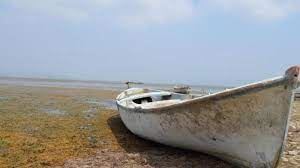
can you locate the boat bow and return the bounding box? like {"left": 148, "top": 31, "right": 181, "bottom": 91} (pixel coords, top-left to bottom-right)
{"left": 285, "top": 65, "right": 300, "bottom": 89}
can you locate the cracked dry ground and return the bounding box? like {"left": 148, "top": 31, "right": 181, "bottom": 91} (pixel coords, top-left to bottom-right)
{"left": 0, "top": 85, "right": 299, "bottom": 168}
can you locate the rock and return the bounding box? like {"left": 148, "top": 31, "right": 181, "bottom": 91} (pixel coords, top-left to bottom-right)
{"left": 100, "top": 149, "right": 109, "bottom": 153}
{"left": 127, "top": 153, "right": 140, "bottom": 159}
{"left": 141, "top": 158, "right": 148, "bottom": 164}
{"left": 289, "top": 125, "right": 297, "bottom": 132}
{"left": 281, "top": 157, "right": 288, "bottom": 162}
{"left": 290, "top": 160, "right": 298, "bottom": 165}
{"left": 288, "top": 150, "right": 298, "bottom": 156}
{"left": 87, "top": 136, "right": 98, "bottom": 147}
{"left": 79, "top": 126, "right": 89, "bottom": 130}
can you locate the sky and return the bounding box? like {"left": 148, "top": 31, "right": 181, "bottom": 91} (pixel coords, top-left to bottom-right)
{"left": 0, "top": 0, "right": 299, "bottom": 86}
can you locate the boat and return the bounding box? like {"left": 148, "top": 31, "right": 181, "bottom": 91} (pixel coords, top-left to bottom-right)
{"left": 116, "top": 66, "right": 300, "bottom": 168}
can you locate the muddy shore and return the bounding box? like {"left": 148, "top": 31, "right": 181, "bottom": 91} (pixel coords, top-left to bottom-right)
{"left": 0, "top": 84, "right": 299, "bottom": 168}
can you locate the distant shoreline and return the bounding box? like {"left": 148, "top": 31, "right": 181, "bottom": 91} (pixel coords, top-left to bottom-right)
{"left": 0, "top": 76, "right": 231, "bottom": 89}
{"left": 0, "top": 76, "right": 230, "bottom": 94}
{"left": 0, "top": 76, "right": 122, "bottom": 84}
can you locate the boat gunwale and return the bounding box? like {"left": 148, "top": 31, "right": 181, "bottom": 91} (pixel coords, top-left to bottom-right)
{"left": 117, "top": 76, "right": 291, "bottom": 113}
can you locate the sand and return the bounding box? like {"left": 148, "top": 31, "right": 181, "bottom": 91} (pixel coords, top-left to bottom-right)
{"left": 0, "top": 84, "right": 299, "bottom": 168}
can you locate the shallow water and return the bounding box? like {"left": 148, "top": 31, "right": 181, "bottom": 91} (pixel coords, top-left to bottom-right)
{"left": 85, "top": 98, "right": 117, "bottom": 110}
{"left": 98, "top": 100, "right": 117, "bottom": 110}
{"left": 83, "top": 108, "right": 97, "bottom": 119}
{"left": 85, "top": 99, "right": 102, "bottom": 106}
{"left": 41, "top": 108, "right": 66, "bottom": 115}
{"left": 0, "top": 96, "right": 9, "bottom": 101}
{"left": 83, "top": 108, "right": 97, "bottom": 113}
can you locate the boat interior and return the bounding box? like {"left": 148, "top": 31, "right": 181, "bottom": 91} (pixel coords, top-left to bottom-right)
{"left": 117, "top": 88, "right": 202, "bottom": 109}
{"left": 116, "top": 76, "right": 296, "bottom": 109}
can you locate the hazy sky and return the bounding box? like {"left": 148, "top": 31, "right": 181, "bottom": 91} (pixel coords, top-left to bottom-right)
{"left": 0, "top": 0, "right": 299, "bottom": 86}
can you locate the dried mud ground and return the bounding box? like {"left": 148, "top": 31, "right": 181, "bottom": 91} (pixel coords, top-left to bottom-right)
{"left": 0, "top": 85, "right": 299, "bottom": 168}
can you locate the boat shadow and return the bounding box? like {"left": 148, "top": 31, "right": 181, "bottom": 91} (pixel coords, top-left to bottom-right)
{"left": 107, "top": 114, "right": 233, "bottom": 168}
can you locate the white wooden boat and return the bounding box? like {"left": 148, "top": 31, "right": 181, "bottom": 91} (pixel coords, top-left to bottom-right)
{"left": 116, "top": 66, "right": 300, "bottom": 168}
